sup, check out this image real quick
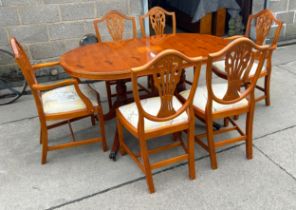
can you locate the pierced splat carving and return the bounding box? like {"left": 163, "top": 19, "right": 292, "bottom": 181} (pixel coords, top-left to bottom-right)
{"left": 140, "top": 7, "right": 176, "bottom": 37}
{"left": 106, "top": 14, "right": 125, "bottom": 41}
{"left": 255, "top": 15, "right": 273, "bottom": 45}
{"left": 151, "top": 55, "right": 184, "bottom": 117}
{"left": 223, "top": 43, "right": 254, "bottom": 101}
{"left": 93, "top": 10, "right": 137, "bottom": 42}
{"left": 150, "top": 10, "right": 166, "bottom": 35}
{"left": 245, "top": 9, "right": 282, "bottom": 48}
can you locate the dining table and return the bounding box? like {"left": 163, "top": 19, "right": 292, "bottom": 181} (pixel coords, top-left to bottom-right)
{"left": 60, "top": 33, "right": 229, "bottom": 160}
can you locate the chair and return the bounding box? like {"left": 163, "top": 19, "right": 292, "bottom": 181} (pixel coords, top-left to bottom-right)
{"left": 116, "top": 49, "right": 204, "bottom": 193}
{"left": 139, "top": 6, "right": 177, "bottom": 91}
{"left": 93, "top": 10, "right": 148, "bottom": 111}
{"left": 212, "top": 9, "right": 283, "bottom": 106}
{"left": 10, "top": 38, "right": 108, "bottom": 164}
{"left": 180, "top": 38, "right": 268, "bottom": 169}
{"left": 139, "top": 6, "right": 176, "bottom": 37}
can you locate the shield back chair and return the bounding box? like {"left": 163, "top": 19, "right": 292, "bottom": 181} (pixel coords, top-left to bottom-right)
{"left": 116, "top": 49, "right": 204, "bottom": 193}
{"left": 212, "top": 9, "right": 283, "bottom": 106}
{"left": 10, "top": 38, "right": 108, "bottom": 164}
{"left": 93, "top": 10, "right": 149, "bottom": 112}
{"left": 139, "top": 6, "right": 176, "bottom": 37}
{"left": 180, "top": 38, "right": 268, "bottom": 169}
{"left": 139, "top": 6, "right": 177, "bottom": 91}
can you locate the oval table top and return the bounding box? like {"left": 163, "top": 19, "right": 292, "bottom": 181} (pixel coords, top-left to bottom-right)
{"left": 60, "top": 33, "right": 229, "bottom": 80}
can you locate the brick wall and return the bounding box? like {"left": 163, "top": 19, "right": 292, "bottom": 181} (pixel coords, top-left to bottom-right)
{"left": 0, "top": 0, "right": 143, "bottom": 65}
{"left": 253, "top": 0, "right": 296, "bottom": 40}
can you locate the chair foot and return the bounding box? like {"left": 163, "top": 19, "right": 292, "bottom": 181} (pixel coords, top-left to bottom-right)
{"left": 213, "top": 122, "right": 221, "bottom": 130}
{"left": 41, "top": 151, "right": 47, "bottom": 165}
{"left": 265, "top": 98, "right": 271, "bottom": 106}
{"left": 109, "top": 151, "right": 117, "bottom": 161}
{"left": 102, "top": 144, "right": 109, "bottom": 152}
{"left": 211, "top": 163, "right": 218, "bottom": 170}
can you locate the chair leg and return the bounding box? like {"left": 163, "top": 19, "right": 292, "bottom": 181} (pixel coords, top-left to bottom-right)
{"left": 140, "top": 138, "right": 155, "bottom": 193}
{"left": 39, "top": 126, "right": 42, "bottom": 144}
{"left": 116, "top": 119, "right": 126, "bottom": 156}
{"left": 246, "top": 110, "right": 254, "bottom": 160}
{"left": 105, "top": 81, "right": 113, "bottom": 110}
{"left": 97, "top": 108, "right": 108, "bottom": 152}
{"left": 264, "top": 75, "right": 271, "bottom": 106}
{"left": 223, "top": 117, "right": 229, "bottom": 127}
{"left": 206, "top": 118, "right": 218, "bottom": 169}
{"left": 188, "top": 126, "right": 196, "bottom": 180}
{"left": 41, "top": 123, "right": 48, "bottom": 164}
{"left": 91, "top": 115, "right": 96, "bottom": 126}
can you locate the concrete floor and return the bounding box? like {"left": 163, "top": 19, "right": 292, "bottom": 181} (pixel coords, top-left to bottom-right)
{"left": 0, "top": 44, "right": 296, "bottom": 210}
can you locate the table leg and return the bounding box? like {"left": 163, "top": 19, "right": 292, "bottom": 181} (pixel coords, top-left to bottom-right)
{"left": 103, "top": 79, "right": 128, "bottom": 120}
{"left": 109, "top": 129, "right": 119, "bottom": 161}
{"left": 109, "top": 80, "right": 127, "bottom": 160}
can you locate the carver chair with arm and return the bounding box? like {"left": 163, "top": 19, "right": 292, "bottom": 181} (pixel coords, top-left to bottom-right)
{"left": 180, "top": 38, "right": 268, "bottom": 169}
{"left": 213, "top": 9, "right": 283, "bottom": 106}
{"left": 116, "top": 49, "right": 204, "bottom": 193}
{"left": 10, "top": 38, "right": 108, "bottom": 164}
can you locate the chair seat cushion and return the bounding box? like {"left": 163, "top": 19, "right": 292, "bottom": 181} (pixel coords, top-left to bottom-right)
{"left": 180, "top": 83, "right": 248, "bottom": 113}
{"left": 42, "top": 84, "right": 98, "bottom": 115}
{"left": 213, "top": 60, "right": 266, "bottom": 77}
{"left": 118, "top": 96, "right": 188, "bottom": 131}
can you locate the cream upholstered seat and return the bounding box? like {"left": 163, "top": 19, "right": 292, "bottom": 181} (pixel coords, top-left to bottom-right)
{"left": 118, "top": 96, "right": 188, "bottom": 131}
{"left": 213, "top": 60, "right": 266, "bottom": 77}
{"left": 180, "top": 83, "right": 248, "bottom": 113}
{"left": 42, "top": 84, "right": 98, "bottom": 115}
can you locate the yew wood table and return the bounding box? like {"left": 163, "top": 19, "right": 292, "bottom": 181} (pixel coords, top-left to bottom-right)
{"left": 60, "top": 33, "right": 228, "bottom": 160}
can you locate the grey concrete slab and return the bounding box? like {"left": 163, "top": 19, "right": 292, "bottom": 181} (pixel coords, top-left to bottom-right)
{"left": 0, "top": 95, "right": 36, "bottom": 125}
{"left": 255, "top": 126, "right": 296, "bottom": 179}
{"left": 272, "top": 45, "right": 296, "bottom": 66}
{"left": 57, "top": 145, "right": 296, "bottom": 210}
{"left": 278, "top": 60, "right": 296, "bottom": 76}
{"left": 234, "top": 66, "right": 296, "bottom": 140}
{"left": 0, "top": 116, "right": 208, "bottom": 210}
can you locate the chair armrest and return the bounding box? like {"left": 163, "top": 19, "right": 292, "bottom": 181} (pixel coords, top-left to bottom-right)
{"left": 32, "top": 61, "right": 60, "bottom": 72}
{"left": 32, "top": 78, "right": 77, "bottom": 91}
{"left": 225, "top": 35, "right": 245, "bottom": 41}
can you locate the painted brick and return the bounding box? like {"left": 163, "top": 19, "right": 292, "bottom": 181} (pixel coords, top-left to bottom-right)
{"left": 286, "top": 23, "right": 296, "bottom": 39}
{"left": 0, "top": 7, "right": 20, "bottom": 26}
{"left": 29, "top": 41, "right": 66, "bottom": 60}
{"left": 0, "top": 28, "right": 8, "bottom": 45}
{"left": 268, "top": 0, "right": 288, "bottom": 13}
{"left": 18, "top": 5, "right": 60, "bottom": 24}
{"left": 2, "top": 0, "right": 41, "bottom": 6}
{"left": 60, "top": 2, "right": 96, "bottom": 21}
{"left": 44, "top": 0, "right": 81, "bottom": 4}
{"left": 129, "top": 0, "right": 143, "bottom": 15}
{"left": 8, "top": 25, "right": 48, "bottom": 43}
{"left": 84, "top": 20, "right": 96, "bottom": 34}
{"left": 48, "top": 22, "right": 85, "bottom": 40}
{"left": 96, "top": 0, "right": 129, "bottom": 16}
{"left": 276, "top": 11, "right": 295, "bottom": 24}
{"left": 289, "top": 0, "right": 296, "bottom": 10}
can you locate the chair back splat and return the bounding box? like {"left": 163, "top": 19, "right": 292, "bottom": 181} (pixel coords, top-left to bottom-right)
{"left": 207, "top": 38, "right": 268, "bottom": 109}
{"left": 245, "top": 9, "right": 283, "bottom": 49}
{"left": 131, "top": 49, "right": 203, "bottom": 131}
{"left": 139, "top": 6, "right": 176, "bottom": 37}
{"left": 93, "top": 10, "right": 137, "bottom": 42}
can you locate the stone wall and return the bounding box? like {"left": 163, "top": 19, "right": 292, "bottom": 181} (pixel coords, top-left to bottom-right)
{"left": 0, "top": 0, "right": 143, "bottom": 67}
{"left": 253, "top": 0, "right": 296, "bottom": 40}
